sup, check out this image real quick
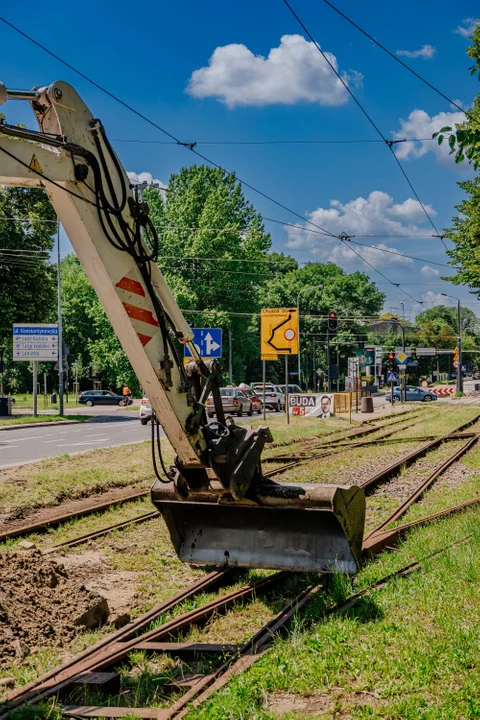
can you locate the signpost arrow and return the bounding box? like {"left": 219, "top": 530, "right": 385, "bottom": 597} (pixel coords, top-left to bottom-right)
{"left": 267, "top": 313, "right": 293, "bottom": 353}
{"left": 204, "top": 332, "right": 220, "bottom": 356}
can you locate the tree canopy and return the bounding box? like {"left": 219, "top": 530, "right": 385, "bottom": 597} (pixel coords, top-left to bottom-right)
{"left": 0, "top": 187, "right": 57, "bottom": 392}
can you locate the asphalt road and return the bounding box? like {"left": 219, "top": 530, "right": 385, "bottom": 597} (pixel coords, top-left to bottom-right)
{"left": 0, "top": 410, "right": 284, "bottom": 467}
{"left": 0, "top": 415, "right": 153, "bottom": 467}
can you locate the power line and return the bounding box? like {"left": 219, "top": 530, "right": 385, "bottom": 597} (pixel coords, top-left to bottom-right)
{"left": 0, "top": 16, "right": 448, "bottom": 307}
{"left": 348, "top": 240, "right": 452, "bottom": 268}
{"left": 280, "top": 0, "right": 447, "bottom": 251}
{"left": 0, "top": 15, "right": 338, "bottom": 241}
{"left": 320, "top": 0, "right": 469, "bottom": 117}
{"left": 111, "top": 136, "right": 437, "bottom": 146}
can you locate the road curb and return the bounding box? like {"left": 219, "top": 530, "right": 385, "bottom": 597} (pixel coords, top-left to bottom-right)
{"left": 0, "top": 419, "right": 87, "bottom": 432}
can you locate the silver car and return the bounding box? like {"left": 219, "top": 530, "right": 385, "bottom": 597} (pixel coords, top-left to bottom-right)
{"left": 207, "top": 387, "right": 253, "bottom": 418}
{"left": 254, "top": 384, "right": 285, "bottom": 411}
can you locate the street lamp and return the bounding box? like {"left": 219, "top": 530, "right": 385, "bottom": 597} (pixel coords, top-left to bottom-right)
{"left": 297, "top": 285, "right": 324, "bottom": 390}
{"left": 441, "top": 293, "right": 463, "bottom": 393}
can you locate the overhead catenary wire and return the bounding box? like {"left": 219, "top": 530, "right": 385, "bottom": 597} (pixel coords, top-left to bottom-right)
{"left": 0, "top": 16, "right": 339, "bottom": 241}
{"left": 111, "top": 136, "right": 437, "bottom": 146}
{"left": 280, "top": 0, "right": 448, "bottom": 252}
{"left": 320, "top": 0, "right": 469, "bottom": 117}
{"left": 0, "top": 16, "right": 450, "bottom": 307}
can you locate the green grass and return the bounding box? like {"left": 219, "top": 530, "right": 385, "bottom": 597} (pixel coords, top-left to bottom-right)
{"left": 0, "top": 414, "right": 89, "bottom": 427}
{"left": 0, "top": 441, "right": 158, "bottom": 511}
{"left": 184, "top": 509, "right": 480, "bottom": 720}
{"left": 9, "top": 393, "right": 84, "bottom": 409}
{"left": 8, "top": 509, "right": 480, "bottom": 720}
{"left": 3, "top": 402, "right": 480, "bottom": 718}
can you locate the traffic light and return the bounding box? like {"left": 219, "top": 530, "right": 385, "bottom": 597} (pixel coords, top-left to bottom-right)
{"left": 327, "top": 311, "right": 338, "bottom": 332}
{"left": 387, "top": 352, "right": 395, "bottom": 371}
{"left": 453, "top": 346, "right": 459, "bottom": 362}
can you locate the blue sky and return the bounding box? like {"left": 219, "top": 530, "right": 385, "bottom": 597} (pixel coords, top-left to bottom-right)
{"left": 1, "top": 0, "right": 479, "bottom": 319}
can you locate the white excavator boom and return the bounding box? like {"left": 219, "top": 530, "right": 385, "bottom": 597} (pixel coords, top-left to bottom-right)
{"left": 0, "top": 81, "right": 365, "bottom": 573}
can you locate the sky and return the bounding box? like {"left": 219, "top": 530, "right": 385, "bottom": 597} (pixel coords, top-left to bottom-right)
{"left": 1, "top": 0, "right": 479, "bottom": 321}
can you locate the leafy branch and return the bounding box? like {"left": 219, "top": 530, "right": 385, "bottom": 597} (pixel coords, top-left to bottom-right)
{"left": 433, "top": 125, "right": 480, "bottom": 170}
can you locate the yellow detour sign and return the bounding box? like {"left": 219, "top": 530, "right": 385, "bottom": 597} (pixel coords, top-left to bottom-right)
{"left": 261, "top": 308, "right": 298, "bottom": 359}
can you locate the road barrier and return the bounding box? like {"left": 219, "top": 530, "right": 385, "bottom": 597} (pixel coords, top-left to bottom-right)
{"left": 431, "top": 386, "right": 455, "bottom": 396}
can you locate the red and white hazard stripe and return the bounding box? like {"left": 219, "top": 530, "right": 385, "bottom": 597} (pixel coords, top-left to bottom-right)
{"left": 115, "top": 274, "right": 158, "bottom": 347}
{"left": 431, "top": 386, "right": 455, "bottom": 396}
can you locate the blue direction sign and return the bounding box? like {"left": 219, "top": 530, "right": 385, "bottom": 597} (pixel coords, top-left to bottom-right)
{"left": 13, "top": 324, "right": 59, "bottom": 361}
{"left": 386, "top": 371, "right": 398, "bottom": 383}
{"left": 184, "top": 328, "right": 222, "bottom": 359}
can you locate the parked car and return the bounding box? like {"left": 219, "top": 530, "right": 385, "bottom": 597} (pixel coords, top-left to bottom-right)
{"left": 207, "top": 387, "right": 253, "bottom": 418}
{"left": 278, "top": 384, "right": 303, "bottom": 395}
{"left": 139, "top": 397, "right": 152, "bottom": 425}
{"left": 253, "top": 384, "right": 285, "bottom": 411}
{"left": 241, "top": 386, "right": 263, "bottom": 414}
{"left": 386, "top": 385, "right": 437, "bottom": 403}
{"left": 79, "top": 390, "right": 131, "bottom": 407}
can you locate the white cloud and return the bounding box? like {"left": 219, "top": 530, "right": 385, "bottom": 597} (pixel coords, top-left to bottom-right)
{"left": 422, "top": 291, "right": 450, "bottom": 306}
{"left": 186, "top": 34, "right": 361, "bottom": 108}
{"left": 283, "top": 191, "right": 439, "bottom": 268}
{"left": 327, "top": 240, "right": 413, "bottom": 269}
{"left": 287, "top": 191, "right": 435, "bottom": 240}
{"left": 392, "top": 108, "right": 466, "bottom": 165}
{"left": 127, "top": 171, "right": 167, "bottom": 189}
{"left": 453, "top": 18, "right": 478, "bottom": 38}
{"left": 396, "top": 45, "right": 436, "bottom": 59}
{"left": 421, "top": 265, "right": 441, "bottom": 279}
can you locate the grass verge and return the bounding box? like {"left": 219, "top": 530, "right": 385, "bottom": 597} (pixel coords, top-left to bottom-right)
{"left": 0, "top": 415, "right": 89, "bottom": 427}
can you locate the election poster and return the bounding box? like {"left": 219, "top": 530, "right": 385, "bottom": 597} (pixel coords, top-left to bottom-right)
{"left": 289, "top": 393, "right": 334, "bottom": 418}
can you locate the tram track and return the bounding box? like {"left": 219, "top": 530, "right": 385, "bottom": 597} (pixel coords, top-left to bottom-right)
{"left": 3, "top": 410, "right": 480, "bottom": 718}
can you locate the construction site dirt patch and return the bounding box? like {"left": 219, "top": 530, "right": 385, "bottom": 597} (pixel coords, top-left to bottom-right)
{"left": 0, "top": 550, "right": 109, "bottom": 666}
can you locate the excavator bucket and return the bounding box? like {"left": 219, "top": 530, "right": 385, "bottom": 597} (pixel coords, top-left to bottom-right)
{"left": 151, "top": 480, "right": 365, "bottom": 574}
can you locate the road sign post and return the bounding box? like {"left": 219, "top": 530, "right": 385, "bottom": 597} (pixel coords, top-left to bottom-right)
{"left": 33, "top": 361, "right": 38, "bottom": 417}
{"left": 261, "top": 308, "right": 298, "bottom": 358}
{"left": 262, "top": 360, "right": 266, "bottom": 421}
{"left": 13, "top": 324, "right": 59, "bottom": 417}
{"left": 285, "top": 355, "right": 289, "bottom": 425}
{"left": 261, "top": 309, "right": 298, "bottom": 424}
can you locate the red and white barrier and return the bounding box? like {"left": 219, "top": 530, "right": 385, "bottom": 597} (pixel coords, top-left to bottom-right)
{"left": 431, "top": 386, "right": 455, "bottom": 396}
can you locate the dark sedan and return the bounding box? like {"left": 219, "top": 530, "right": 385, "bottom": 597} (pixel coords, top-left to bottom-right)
{"left": 79, "top": 390, "right": 128, "bottom": 407}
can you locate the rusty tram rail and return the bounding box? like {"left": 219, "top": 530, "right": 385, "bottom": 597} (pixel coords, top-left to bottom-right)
{"left": 0, "top": 412, "right": 426, "bottom": 547}
{"left": 3, "top": 413, "right": 480, "bottom": 718}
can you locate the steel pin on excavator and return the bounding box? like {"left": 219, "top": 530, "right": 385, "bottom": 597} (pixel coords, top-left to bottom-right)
{"left": 0, "top": 80, "right": 365, "bottom": 573}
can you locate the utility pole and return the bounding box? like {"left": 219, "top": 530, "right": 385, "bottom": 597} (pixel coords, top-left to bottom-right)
{"left": 297, "top": 285, "right": 324, "bottom": 390}
{"left": 57, "top": 220, "right": 64, "bottom": 415}
{"left": 0, "top": 346, "right": 5, "bottom": 396}
{"left": 441, "top": 293, "right": 463, "bottom": 393}
{"left": 228, "top": 329, "right": 233, "bottom": 385}
{"left": 327, "top": 330, "right": 331, "bottom": 392}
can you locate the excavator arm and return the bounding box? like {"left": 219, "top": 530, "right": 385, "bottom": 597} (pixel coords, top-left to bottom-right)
{"left": 0, "top": 80, "right": 365, "bottom": 573}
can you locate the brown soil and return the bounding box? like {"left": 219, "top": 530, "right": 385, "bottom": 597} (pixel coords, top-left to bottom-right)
{"left": 51, "top": 550, "right": 142, "bottom": 622}
{"left": 0, "top": 550, "right": 109, "bottom": 666}
{"left": 0, "top": 486, "right": 148, "bottom": 540}
{"left": 267, "top": 689, "right": 383, "bottom": 718}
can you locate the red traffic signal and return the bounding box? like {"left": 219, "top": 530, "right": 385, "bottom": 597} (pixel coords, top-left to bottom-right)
{"left": 327, "top": 311, "right": 338, "bottom": 332}
{"left": 388, "top": 353, "right": 395, "bottom": 360}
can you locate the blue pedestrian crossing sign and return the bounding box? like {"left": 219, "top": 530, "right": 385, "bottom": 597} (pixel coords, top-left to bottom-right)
{"left": 184, "top": 328, "right": 222, "bottom": 360}
{"left": 386, "top": 371, "right": 398, "bottom": 383}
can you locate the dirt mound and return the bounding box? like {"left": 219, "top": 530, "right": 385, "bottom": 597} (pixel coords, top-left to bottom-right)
{"left": 0, "top": 550, "right": 109, "bottom": 665}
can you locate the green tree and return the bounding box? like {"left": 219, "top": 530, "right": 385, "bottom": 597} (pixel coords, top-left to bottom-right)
{"left": 0, "top": 187, "right": 57, "bottom": 392}
{"left": 147, "top": 165, "right": 273, "bottom": 381}
{"left": 415, "top": 305, "right": 479, "bottom": 350}
{"left": 255, "top": 262, "right": 385, "bottom": 386}
{"left": 431, "top": 22, "right": 480, "bottom": 293}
